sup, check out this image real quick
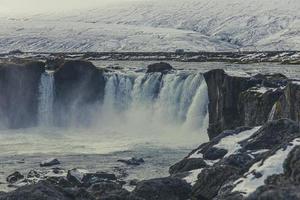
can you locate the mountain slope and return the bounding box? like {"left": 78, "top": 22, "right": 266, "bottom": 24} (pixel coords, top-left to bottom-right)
{"left": 0, "top": 0, "right": 299, "bottom": 52}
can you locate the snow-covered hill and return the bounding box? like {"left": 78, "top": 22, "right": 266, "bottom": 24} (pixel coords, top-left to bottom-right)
{"left": 0, "top": 0, "right": 299, "bottom": 52}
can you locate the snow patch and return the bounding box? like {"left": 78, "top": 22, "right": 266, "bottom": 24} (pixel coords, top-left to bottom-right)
{"left": 214, "top": 126, "right": 261, "bottom": 158}
{"left": 232, "top": 138, "right": 300, "bottom": 196}
{"left": 183, "top": 169, "right": 203, "bottom": 185}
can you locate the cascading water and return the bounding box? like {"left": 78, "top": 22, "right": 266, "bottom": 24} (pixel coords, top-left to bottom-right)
{"left": 38, "top": 71, "right": 55, "bottom": 127}
{"left": 100, "top": 71, "right": 209, "bottom": 138}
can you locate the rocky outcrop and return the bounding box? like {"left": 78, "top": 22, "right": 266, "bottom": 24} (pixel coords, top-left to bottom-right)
{"left": 273, "top": 81, "right": 300, "bottom": 123}
{"left": 170, "top": 119, "right": 300, "bottom": 200}
{"left": 53, "top": 60, "right": 105, "bottom": 126}
{"left": 0, "top": 60, "right": 45, "bottom": 128}
{"left": 146, "top": 62, "right": 174, "bottom": 73}
{"left": 203, "top": 69, "right": 287, "bottom": 139}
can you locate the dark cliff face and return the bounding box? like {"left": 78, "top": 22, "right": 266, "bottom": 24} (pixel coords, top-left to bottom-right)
{"left": 274, "top": 81, "right": 300, "bottom": 122}
{"left": 0, "top": 61, "right": 45, "bottom": 128}
{"left": 204, "top": 69, "right": 287, "bottom": 139}
{"left": 53, "top": 60, "right": 105, "bottom": 127}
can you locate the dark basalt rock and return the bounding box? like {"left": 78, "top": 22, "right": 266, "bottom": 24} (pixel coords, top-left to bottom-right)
{"left": 146, "top": 62, "right": 174, "bottom": 73}
{"left": 0, "top": 181, "right": 71, "bottom": 200}
{"left": 241, "top": 119, "right": 300, "bottom": 150}
{"left": 0, "top": 60, "right": 45, "bottom": 129}
{"left": 203, "top": 69, "right": 287, "bottom": 139}
{"left": 169, "top": 158, "right": 207, "bottom": 175}
{"left": 7, "top": 172, "right": 24, "bottom": 184}
{"left": 274, "top": 81, "right": 300, "bottom": 123}
{"left": 117, "top": 157, "right": 145, "bottom": 166}
{"left": 131, "top": 177, "right": 192, "bottom": 200}
{"left": 40, "top": 158, "right": 61, "bottom": 167}
{"left": 238, "top": 87, "right": 284, "bottom": 127}
{"left": 67, "top": 169, "right": 117, "bottom": 187}
{"left": 192, "top": 165, "right": 240, "bottom": 200}
{"left": 88, "top": 182, "right": 130, "bottom": 200}
{"left": 53, "top": 60, "right": 105, "bottom": 126}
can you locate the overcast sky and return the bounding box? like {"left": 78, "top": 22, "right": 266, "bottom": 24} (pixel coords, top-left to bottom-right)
{"left": 0, "top": 0, "right": 141, "bottom": 15}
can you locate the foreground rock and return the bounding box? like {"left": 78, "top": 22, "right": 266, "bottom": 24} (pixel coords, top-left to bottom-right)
{"left": 1, "top": 170, "right": 192, "bottom": 200}
{"left": 170, "top": 119, "right": 300, "bottom": 200}
{"left": 131, "top": 177, "right": 191, "bottom": 200}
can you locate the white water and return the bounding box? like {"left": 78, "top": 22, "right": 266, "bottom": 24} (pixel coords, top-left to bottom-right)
{"left": 38, "top": 72, "right": 55, "bottom": 127}
{"left": 99, "top": 71, "right": 209, "bottom": 140}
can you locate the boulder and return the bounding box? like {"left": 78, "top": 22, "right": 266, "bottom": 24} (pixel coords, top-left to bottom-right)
{"left": 131, "top": 177, "right": 191, "bottom": 200}
{"left": 40, "top": 158, "right": 61, "bottom": 167}
{"left": 67, "top": 169, "right": 117, "bottom": 187}
{"left": 117, "top": 157, "right": 145, "bottom": 166}
{"left": 0, "top": 181, "right": 71, "bottom": 200}
{"left": 146, "top": 62, "right": 174, "bottom": 73}
{"left": 192, "top": 165, "right": 239, "bottom": 200}
{"left": 7, "top": 172, "right": 24, "bottom": 184}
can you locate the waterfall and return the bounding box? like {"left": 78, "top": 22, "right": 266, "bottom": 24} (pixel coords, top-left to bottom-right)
{"left": 268, "top": 103, "right": 277, "bottom": 122}
{"left": 36, "top": 69, "right": 209, "bottom": 138}
{"left": 100, "top": 71, "right": 209, "bottom": 134}
{"left": 38, "top": 72, "right": 55, "bottom": 127}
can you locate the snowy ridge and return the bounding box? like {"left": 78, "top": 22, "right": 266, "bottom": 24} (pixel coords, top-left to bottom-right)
{"left": 0, "top": 0, "right": 299, "bottom": 52}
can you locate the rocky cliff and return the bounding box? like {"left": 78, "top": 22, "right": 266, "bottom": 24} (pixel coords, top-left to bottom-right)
{"left": 204, "top": 69, "right": 288, "bottom": 139}
{"left": 0, "top": 60, "right": 45, "bottom": 128}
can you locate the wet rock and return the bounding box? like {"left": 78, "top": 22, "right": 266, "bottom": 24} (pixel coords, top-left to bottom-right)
{"left": 88, "top": 181, "right": 131, "bottom": 199}
{"left": 146, "top": 62, "right": 174, "bottom": 73}
{"left": 6, "top": 172, "right": 24, "bottom": 184}
{"left": 131, "top": 177, "right": 191, "bottom": 200}
{"left": 117, "top": 157, "right": 145, "bottom": 166}
{"left": 40, "top": 158, "right": 61, "bottom": 167}
{"left": 169, "top": 158, "right": 207, "bottom": 175}
{"left": 67, "top": 169, "right": 117, "bottom": 187}
{"left": 0, "top": 181, "right": 71, "bottom": 200}
{"left": 27, "top": 170, "right": 41, "bottom": 179}
{"left": 82, "top": 172, "right": 117, "bottom": 187}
